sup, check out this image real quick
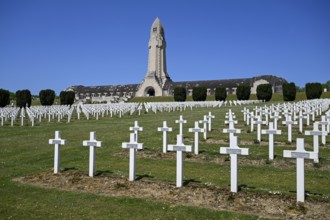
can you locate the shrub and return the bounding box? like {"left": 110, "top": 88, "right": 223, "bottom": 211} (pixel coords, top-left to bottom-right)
{"left": 16, "top": 89, "right": 32, "bottom": 108}
{"left": 192, "top": 86, "right": 207, "bottom": 101}
{"left": 39, "top": 89, "right": 56, "bottom": 106}
{"left": 0, "top": 89, "right": 10, "bottom": 107}
{"left": 236, "top": 85, "right": 251, "bottom": 100}
{"left": 282, "top": 82, "right": 296, "bottom": 101}
{"left": 173, "top": 87, "right": 186, "bottom": 102}
{"left": 60, "top": 91, "right": 75, "bottom": 105}
{"left": 305, "top": 83, "right": 322, "bottom": 99}
{"left": 256, "top": 84, "right": 273, "bottom": 102}
{"left": 215, "top": 87, "right": 227, "bottom": 101}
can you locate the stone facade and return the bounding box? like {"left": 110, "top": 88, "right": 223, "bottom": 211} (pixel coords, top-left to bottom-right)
{"left": 66, "top": 18, "right": 288, "bottom": 103}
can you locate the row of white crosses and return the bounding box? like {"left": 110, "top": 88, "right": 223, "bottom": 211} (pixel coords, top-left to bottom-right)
{"left": 221, "top": 109, "right": 248, "bottom": 193}
{"left": 49, "top": 131, "right": 102, "bottom": 177}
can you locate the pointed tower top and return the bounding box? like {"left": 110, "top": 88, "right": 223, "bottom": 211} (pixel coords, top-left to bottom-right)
{"left": 152, "top": 17, "right": 163, "bottom": 28}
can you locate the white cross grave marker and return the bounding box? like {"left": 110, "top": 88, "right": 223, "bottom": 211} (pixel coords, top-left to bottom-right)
{"left": 220, "top": 136, "right": 249, "bottom": 193}
{"left": 282, "top": 115, "right": 297, "bottom": 143}
{"left": 296, "top": 110, "right": 306, "bottom": 134}
{"left": 82, "top": 132, "right": 102, "bottom": 177}
{"left": 261, "top": 122, "right": 281, "bottom": 160}
{"left": 325, "top": 112, "right": 330, "bottom": 133}
{"left": 255, "top": 116, "right": 266, "bottom": 142}
{"left": 168, "top": 135, "right": 192, "bottom": 187}
{"left": 318, "top": 116, "right": 329, "bottom": 145}
{"left": 129, "top": 121, "right": 143, "bottom": 142}
{"left": 122, "top": 133, "right": 144, "bottom": 181}
{"left": 175, "top": 115, "right": 187, "bottom": 136}
{"left": 206, "top": 112, "right": 215, "bottom": 132}
{"left": 157, "top": 121, "right": 173, "bottom": 153}
{"left": 188, "top": 121, "right": 205, "bottom": 155}
{"left": 283, "top": 138, "right": 318, "bottom": 202}
{"left": 199, "top": 115, "right": 208, "bottom": 140}
{"left": 48, "top": 131, "right": 66, "bottom": 174}
{"left": 305, "top": 122, "right": 327, "bottom": 163}
{"left": 271, "top": 111, "right": 281, "bottom": 130}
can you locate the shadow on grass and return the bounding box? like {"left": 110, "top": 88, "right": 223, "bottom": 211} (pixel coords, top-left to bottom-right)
{"left": 95, "top": 170, "right": 113, "bottom": 176}
{"left": 62, "top": 167, "right": 78, "bottom": 172}
{"left": 136, "top": 174, "right": 154, "bottom": 181}
{"left": 183, "top": 178, "right": 201, "bottom": 186}
{"left": 238, "top": 184, "right": 256, "bottom": 192}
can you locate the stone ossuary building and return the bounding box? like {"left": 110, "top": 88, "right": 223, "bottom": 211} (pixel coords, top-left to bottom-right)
{"left": 67, "top": 18, "right": 287, "bottom": 103}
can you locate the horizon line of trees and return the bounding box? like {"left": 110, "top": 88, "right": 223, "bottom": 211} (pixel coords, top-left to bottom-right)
{"left": 0, "top": 80, "right": 329, "bottom": 107}
{"left": 0, "top": 89, "right": 75, "bottom": 108}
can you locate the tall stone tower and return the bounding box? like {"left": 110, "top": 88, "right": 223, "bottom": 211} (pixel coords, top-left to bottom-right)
{"left": 135, "top": 18, "right": 172, "bottom": 97}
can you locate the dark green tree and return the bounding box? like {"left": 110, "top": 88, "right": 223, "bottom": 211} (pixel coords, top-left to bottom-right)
{"left": 256, "top": 84, "right": 273, "bottom": 102}
{"left": 236, "top": 85, "right": 251, "bottom": 100}
{"left": 192, "top": 86, "right": 207, "bottom": 101}
{"left": 173, "top": 87, "right": 186, "bottom": 102}
{"left": 39, "top": 89, "right": 56, "bottom": 106}
{"left": 215, "top": 87, "right": 227, "bottom": 101}
{"left": 60, "top": 91, "right": 75, "bottom": 105}
{"left": 305, "top": 83, "right": 322, "bottom": 99}
{"left": 16, "top": 89, "right": 32, "bottom": 108}
{"left": 282, "top": 82, "right": 296, "bottom": 101}
{"left": 0, "top": 89, "right": 10, "bottom": 107}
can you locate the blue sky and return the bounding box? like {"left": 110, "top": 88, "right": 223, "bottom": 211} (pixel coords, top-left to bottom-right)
{"left": 1, "top": 0, "right": 329, "bottom": 95}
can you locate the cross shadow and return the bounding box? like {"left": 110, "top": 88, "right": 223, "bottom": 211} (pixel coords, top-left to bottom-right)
{"left": 183, "top": 178, "right": 201, "bottom": 186}
{"left": 136, "top": 174, "right": 154, "bottom": 181}
{"left": 62, "top": 167, "right": 77, "bottom": 172}
{"left": 238, "top": 184, "right": 256, "bottom": 191}
{"left": 95, "top": 170, "right": 113, "bottom": 176}
{"left": 199, "top": 150, "right": 206, "bottom": 154}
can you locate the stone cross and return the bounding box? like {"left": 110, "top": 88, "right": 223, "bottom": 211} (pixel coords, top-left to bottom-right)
{"left": 305, "top": 123, "right": 327, "bottom": 163}
{"left": 168, "top": 135, "right": 192, "bottom": 187}
{"left": 271, "top": 111, "right": 281, "bottom": 130}
{"left": 283, "top": 138, "right": 318, "bottom": 202}
{"left": 261, "top": 122, "right": 281, "bottom": 160}
{"left": 325, "top": 112, "right": 330, "bottom": 133}
{"left": 223, "top": 120, "right": 241, "bottom": 141}
{"left": 175, "top": 115, "right": 187, "bottom": 136}
{"left": 250, "top": 112, "right": 255, "bottom": 132}
{"left": 246, "top": 109, "right": 250, "bottom": 126}
{"left": 129, "top": 121, "right": 143, "bottom": 142}
{"left": 206, "top": 112, "right": 215, "bottom": 132}
{"left": 122, "top": 133, "right": 144, "bottom": 181}
{"left": 82, "top": 132, "right": 102, "bottom": 177}
{"left": 199, "top": 115, "right": 208, "bottom": 140}
{"left": 220, "top": 136, "right": 249, "bottom": 193}
{"left": 296, "top": 110, "right": 306, "bottom": 134}
{"left": 48, "top": 131, "right": 66, "bottom": 174}
{"left": 282, "top": 115, "right": 297, "bottom": 143}
{"left": 188, "top": 121, "right": 205, "bottom": 155}
{"left": 318, "top": 116, "right": 329, "bottom": 145}
{"left": 241, "top": 107, "right": 248, "bottom": 123}
{"left": 157, "top": 121, "right": 173, "bottom": 153}
{"left": 254, "top": 115, "right": 266, "bottom": 142}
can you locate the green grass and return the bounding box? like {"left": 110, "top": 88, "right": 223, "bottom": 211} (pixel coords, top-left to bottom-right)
{"left": 1, "top": 104, "right": 330, "bottom": 219}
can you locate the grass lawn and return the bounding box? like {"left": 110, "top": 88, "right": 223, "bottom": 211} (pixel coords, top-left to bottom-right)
{"left": 1, "top": 102, "right": 330, "bottom": 219}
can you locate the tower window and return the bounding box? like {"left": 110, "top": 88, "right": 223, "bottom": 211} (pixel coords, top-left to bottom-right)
{"left": 153, "top": 27, "right": 157, "bottom": 32}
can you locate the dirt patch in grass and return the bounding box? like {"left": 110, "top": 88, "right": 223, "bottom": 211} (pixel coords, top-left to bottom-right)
{"left": 15, "top": 170, "right": 330, "bottom": 220}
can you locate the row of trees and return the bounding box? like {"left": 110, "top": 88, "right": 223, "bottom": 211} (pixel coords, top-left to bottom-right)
{"left": 173, "top": 82, "right": 324, "bottom": 102}
{"left": 0, "top": 89, "right": 75, "bottom": 108}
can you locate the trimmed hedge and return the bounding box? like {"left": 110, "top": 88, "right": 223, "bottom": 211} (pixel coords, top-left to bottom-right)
{"left": 256, "top": 84, "right": 273, "bottom": 102}
{"left": 0, "top": 88, "right": 10, "bottom": 107}
{"left": 282, "top": 82, "right": 296, "bottom": 101}
{"left": 173, "top": 87, "right": 186, "bottom": 102}
{"left": 192, "top": 86, "right": 207, "bottom": 101}
{"left": 60, "top": 91, "right": 75, "bottom": 105}
{"left": 305, "top": 83, "right": 322, "bottom": 99}
{"left": 39, "top": 89, "right": 56, "bottom": 106}
{"left": 215, "top": 87, "right": 227, "bottom": 101}
{"left": 236, "top": 85, "right": 251, "bottom": 100}
{"left": 16, "top": 89, "right": 32, "bottom": 108}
